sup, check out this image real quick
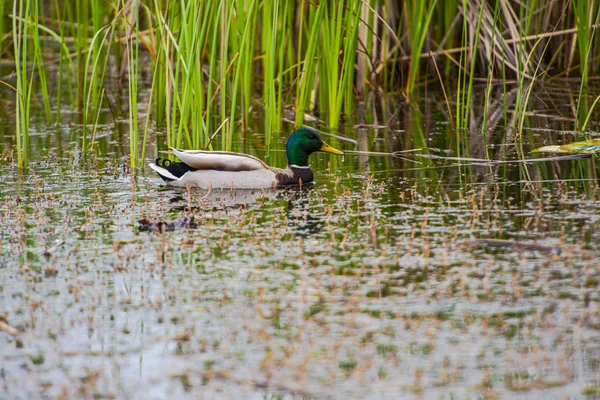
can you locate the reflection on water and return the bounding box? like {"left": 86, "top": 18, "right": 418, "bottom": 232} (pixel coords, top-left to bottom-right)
{"left": 1, "top": 86, "right": 600, "bottom": 398}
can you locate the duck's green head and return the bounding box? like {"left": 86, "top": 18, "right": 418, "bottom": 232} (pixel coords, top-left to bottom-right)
{"left": 286, "top": 128, "right": 343, "bottom": 167}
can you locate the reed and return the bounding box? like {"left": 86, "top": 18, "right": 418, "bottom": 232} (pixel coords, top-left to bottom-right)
{"left": 230, "top": 0, "right": 257, "bottom": 135}
{"left": 455, "top": 0, "right": 485, "bottom": 145}
{"left": 262, "top": 0, "right": 281, "bottom": 143}
{"left": 82, "top": 5, "right": 118, "bottom": 149}
{"left": 0, "top": 3, "right": 7, "bottom": 57}
{"left": 405, "top": 0, "right": 437, "bottom": 97}
{"left": 12, "top": 0, "right": 33, "bottom": 167}
{"left": 294, "top": 3, "right": 323, "bottom": 128}
{"left": 573, "top": 0, "right": 594, "bottom": 88}
{"left": 318, "top": 0, "right": 361, "bottom": 129}
{"left": 573, "top": 0, "right": 600, "bottom": 129}
{"left": 126, "top": 0, "right": 140, "bottom": 169}
{"left": 75, "top": 0, "right": 88, "bottom": 110}
{"left": 149, "top": 0, "right": 167, "bottom": 126}
{"left": 202, "top": 1, "right": 222, "bottom": 149}
{"left": 3, "top": 0, "right": 600, "bottom": 164}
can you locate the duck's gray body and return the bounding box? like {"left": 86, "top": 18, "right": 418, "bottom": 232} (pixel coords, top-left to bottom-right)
{"left": 149, "top": 149, "right": 313, "bottom": 189}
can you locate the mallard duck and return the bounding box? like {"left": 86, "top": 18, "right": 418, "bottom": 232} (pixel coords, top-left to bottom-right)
{"left": 150, "top": 128, "right": 343, "bottom": 189}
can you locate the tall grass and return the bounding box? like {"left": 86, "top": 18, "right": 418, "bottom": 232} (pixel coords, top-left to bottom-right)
{"left": 573, "top": 0, "right": 600, "bottom": 129}
{"left": 75, "top": 0, "right": 88, "bottom": 110}
{"left": 126, "top": 0, "right": 141, "bottom": 168}
{"left": 294, "top": 2, "right": 323, "bottom": 128}
{"left": 83, "top": 3, "right": 118, "bottom": 149}
{"left": 318, "top": 0, "right": 361, "bottom": 129}
{"left": 12, "top": 0, "right": 34, "bottom": 167}
{"left": 405, "top": 0, "right": 437, "bottom": 97}
{"left": 230, "top": 0, "right": 257, "bottom": 136}
{"left": 4, "top": 0, "right": 600, "bottom": 167}
{"left": 262, "top": 0, "right": 281, "bottom": 144}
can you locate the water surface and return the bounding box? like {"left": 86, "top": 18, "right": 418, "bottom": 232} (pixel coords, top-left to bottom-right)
{"left": 1, "top": 86, "right": 600, "bottom": 399}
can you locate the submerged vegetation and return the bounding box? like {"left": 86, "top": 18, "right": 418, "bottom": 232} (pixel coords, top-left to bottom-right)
{"left": 1, "top": 0, "right": 600, "bottom": 167}
{"left": 1, "top": 146, "right": 600, "bottom": 397}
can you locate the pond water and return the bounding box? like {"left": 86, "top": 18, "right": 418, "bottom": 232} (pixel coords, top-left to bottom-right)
{"left": 1, "top": 85, "right": 600, "bottom": 399}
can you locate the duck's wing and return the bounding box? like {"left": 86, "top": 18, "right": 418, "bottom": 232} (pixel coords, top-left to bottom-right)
{"left": 171, "top": 148, "right": 270, "bottom": 171}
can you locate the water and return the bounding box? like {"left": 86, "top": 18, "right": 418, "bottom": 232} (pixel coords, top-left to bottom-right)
{"left": 1, "top": 87, "right": 600, "bottom": 399}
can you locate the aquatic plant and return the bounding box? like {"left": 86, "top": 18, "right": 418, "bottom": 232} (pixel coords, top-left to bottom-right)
{"left": 3, "top": 0, "right": 600, "bottom": 167}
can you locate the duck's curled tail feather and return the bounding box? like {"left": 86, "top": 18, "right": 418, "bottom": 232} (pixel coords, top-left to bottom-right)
{"left": 150, "top": 159, "right": 197, "bottom": 182}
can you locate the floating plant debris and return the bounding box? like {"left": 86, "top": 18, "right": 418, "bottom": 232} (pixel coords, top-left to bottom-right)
{"left": 138, "top": 216, "right": 198, "bottom": 233}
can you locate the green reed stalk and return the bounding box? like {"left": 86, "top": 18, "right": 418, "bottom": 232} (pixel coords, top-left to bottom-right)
{"left": 454, "top": 1, "right": 468, "bottom": 136}
{"left": 162, "top": 0, "right": 221, "bottom": 151}
{"left": 522, "top": 0, "right": 537, "bottom": 37}
{"left": 61, "top": 1, "right": 76, "bottom": 109}
{"left": 263, "top": 0, "right": 280, "bottom": 144}
{"left": 160, "top": 0, "right": 197, "bottom": 150}
{"left": 30, "top": 1, "right": 51, "bottom": 123}
{"left": 12, "top": 0, "right": 32, "bottom": 167}
{"left": 230, "top": 0, "right": 257, "bottom": 135}
{"left": 479, "top": 3, "right": 502, "bottom": 161}
{"left": 573, "top": 0, "right": 592, "bottom": 88}
{"left": 203, "top": 2, "right": 223, "bottom": 148}
{"left": 174, "top": 0, "right": 197, "bottom": 150}
{"left": 220, "top": 0, "right": 234, "bottom": 149}
{"left": 277, "top": 1, "right": 291, "bottom": 127}
{"left": 89, "top": 0, "right": 106, "bottom": 122}
{"left": 573, "top": 1, "right": 600, "bottom": 129}
{"left": 294, "top": 3, "right": 323, "bottom": 127}
{"left": 380, "top": 2, "right": 390, "bottom": 90}
{"left": 318, "top": 1, "right": 342, "bottom": 127}
{"left": 142, "top": 42, "right": 160, "bottom": 164}
{"left": 242, "top": 4, "right": 258, "bottom": 133}
{"left": 513, "top": 39, "right": 551, "bottom": 180}
{"left": 192, "top": 1, "right": 216, "bottom": 149}
{"left": 170, "top": 40, "right": 187, "bottom": 151}
{"left": 340, "top": 0, "right": 361, "bottom": 119}
{"left": 12, "top": 1, "right": 77, "bottom": 163}
{"left": 318, "top": 0, "right": 361, "bottom": 129}
{"left": 17, "top": 2, "right": 76, "bottom": 123}
{"left": 580, "top": 94, "right": 600, "bottom": 131}
{"left": 127, "top": 0, "right": 140, "bottom": 169}
{"left": 0, "top": 2, "right": 6, "bottom": 56}
{"left": 139, "top": 3, "right": 155, "bottom": 164}
{"left": 405, "top": 0, "right": 437, "bottom": 97}
{"left": 82, "top": 12, "right": 117, "bottom": 151}
{"left": 150, "top": 0, "right": 167, "bottom": 126}
{"left": 386, "top": 6, "right": 403, "bottom": 93}
{"left": 442, "top": 0, "right": 458, "bottom": 76}
{"left": 453, "top": 0, "right": 482, "bottom": 181}
{"left": 191, "top": 2, "right": 210, "bottom": 149}
{"left": 283, "top": 3, "right": 296, "bottom": 79}
{"left": 75, "top": 0, "right": 88, "bottom": 110}
{"left": 152, "top": 0, "right": 175, "bottom": 145}
{"left": 460, "top": 0, "right": 484, "bottom": 140}
{"left": 54, "top": 0, "right": 65, "bottom": 123}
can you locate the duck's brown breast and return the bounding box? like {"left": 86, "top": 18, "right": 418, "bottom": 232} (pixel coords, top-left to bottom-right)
{"left": 275, "top": 166, "right": 314, "bottom": 186}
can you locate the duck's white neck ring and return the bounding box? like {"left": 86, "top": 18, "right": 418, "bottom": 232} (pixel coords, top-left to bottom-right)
{"left": 290, "top": 164, "right": 311, "bottom": 169}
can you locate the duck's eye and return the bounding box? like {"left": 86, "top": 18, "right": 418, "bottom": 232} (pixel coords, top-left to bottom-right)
{"left": 308, "top": 134, "right": 317, "bottom": 140}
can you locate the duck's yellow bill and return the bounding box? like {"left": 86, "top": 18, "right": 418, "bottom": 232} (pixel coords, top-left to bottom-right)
{"left": 320, "top": 142, "right": 344, "bottom": 155}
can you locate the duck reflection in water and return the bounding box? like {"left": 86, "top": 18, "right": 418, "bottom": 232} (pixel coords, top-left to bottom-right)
{"left": 285, "top": 188, "right": 323, "bottom": 237}
{"left": 144, "top": 185, "right": 322, "bottom": 237}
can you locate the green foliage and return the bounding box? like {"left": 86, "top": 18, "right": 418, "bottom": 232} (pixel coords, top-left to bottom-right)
{"left": 4, "top": 0, "right": 600, "bottom": 167}
{"left": 405, "top": 0, "right": 437, "bottom": 96}
{"left": 12, "top": 0, "right": 34, "bottom": 167}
